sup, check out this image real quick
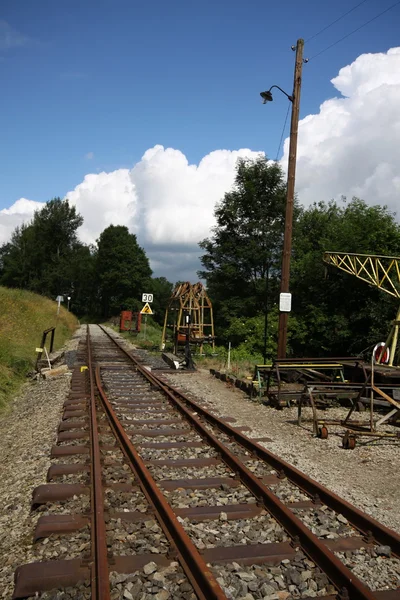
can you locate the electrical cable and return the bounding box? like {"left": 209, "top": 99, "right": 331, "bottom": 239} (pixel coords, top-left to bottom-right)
{"left": 305, "top": 0, "right": 370, "bottom": 44}
{"left": 275, "top": 103, "right": 291, "bottom": 161}
{"left": 308, "top": 0, "right": 400, "bottom": 61}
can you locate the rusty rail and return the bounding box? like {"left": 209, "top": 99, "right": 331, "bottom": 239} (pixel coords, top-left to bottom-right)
{"left": 94, "top": 364, "right": 226, "bottom": 600}
{"left": 99, "top": 325, "right": 400, "bottom": 599}
{"left": 86, "top": 328, "right": 110, "bottom": 600}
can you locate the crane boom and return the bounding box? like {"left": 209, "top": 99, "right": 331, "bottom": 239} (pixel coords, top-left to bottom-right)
{"left": 323, "top": 252, "right": 400, "bottom": 299}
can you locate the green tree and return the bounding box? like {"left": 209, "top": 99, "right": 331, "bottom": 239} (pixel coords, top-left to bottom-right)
{"left": 290, "top": 198, "right": 400, "bottom": 356}
{"left": 0, "top": 198, "right": 83, "bottom": 298}
{"left": 198, "top": 156, "right": 289, "bottom": 351}
{"left": 96, "top": 225, "right": 152, "bottom": 316}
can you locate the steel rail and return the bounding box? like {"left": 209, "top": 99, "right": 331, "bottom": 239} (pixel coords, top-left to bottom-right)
{"left": 87, "top": 326, "right": 111, "bottom": 600}
{"left": 93, "top": 365, "right": 225, "bottom": 600}
{"left": 97, "top": 326, "right": 395, "bottom": 599}
{"left": 99, "top": 326, "right": 400, "bottom": 556}
{"left": 159, "top": 378, "right": 400, "bottom": 555}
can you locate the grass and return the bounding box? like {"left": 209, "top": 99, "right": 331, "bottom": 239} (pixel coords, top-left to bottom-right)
{"left": 0, "top": 286, "right": 78, "bottom": 409}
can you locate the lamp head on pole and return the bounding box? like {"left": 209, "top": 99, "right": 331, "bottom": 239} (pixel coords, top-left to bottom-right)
{"left": 260, "top": 90, "right": 273, "bottom": 104}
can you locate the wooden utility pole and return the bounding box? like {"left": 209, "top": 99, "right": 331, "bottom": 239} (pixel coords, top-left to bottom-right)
{"left": 277, "top": 38, "right": 304, "bottom": 359}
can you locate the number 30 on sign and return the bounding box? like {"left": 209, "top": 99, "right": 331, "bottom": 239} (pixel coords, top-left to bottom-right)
{"left": 142, "top": 293, "right": 153, "bottom": 303}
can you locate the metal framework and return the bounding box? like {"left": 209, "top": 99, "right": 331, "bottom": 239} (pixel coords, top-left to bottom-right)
{"left": 323, "top": 251, "right": 400, "bottom": 299}
{"left": 323, "top": 251, "right": 400, "bottom": 367}
{"left": 161, "top": 282, "right": 215, "bottom": 354}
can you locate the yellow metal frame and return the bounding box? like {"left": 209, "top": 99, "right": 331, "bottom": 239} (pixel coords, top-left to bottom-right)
{"left": 323, "top": 251, "right": 400, "bottom": 366}
{"left": 161, "top": 282, "right": 215, "bottom": 354}
{"left": 323, "top": 252, "right": 400, "bottom": 298}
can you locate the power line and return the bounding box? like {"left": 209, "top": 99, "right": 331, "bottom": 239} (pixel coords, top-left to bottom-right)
{"left": 275, "top": 103, "right": 290, "bottom": 162}
{"left": 305, "top": 0, "right": 370, "bottom": 44}
{"left": 308, "top": 0, "right": 400, "bottom": 61}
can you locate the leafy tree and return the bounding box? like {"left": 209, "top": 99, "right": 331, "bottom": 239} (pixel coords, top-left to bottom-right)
{"left": 96, "top": 225, "right": 152, "bottom": 316}
{"left": 290, "top": 198, "right": 400, "bottom": 357}
{"left": 0, "top": 198, "right": 83, "bottom": 298}
{"left": 198, "top": 156, "right": 290, "bottom": 345}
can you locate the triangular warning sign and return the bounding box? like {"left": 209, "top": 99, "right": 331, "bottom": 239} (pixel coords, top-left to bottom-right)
{"left": 140, "top": 302, "right": 153, "bottom": 315}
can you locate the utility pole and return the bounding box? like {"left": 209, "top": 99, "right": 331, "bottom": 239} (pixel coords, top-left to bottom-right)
{"left": 277, "top": 38, "right": 304, "bottom": 359}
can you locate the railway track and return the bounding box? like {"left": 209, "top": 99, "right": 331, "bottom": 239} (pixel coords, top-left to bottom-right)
{"left": 13, "top": 325, "right": 400, "bottom": 599}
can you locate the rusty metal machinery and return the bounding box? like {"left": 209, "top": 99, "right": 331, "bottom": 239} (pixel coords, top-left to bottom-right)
{"left": 160, "top": 282, "right": 215, "bottom": 354}
{"left": 295, "top": 252, "right": 400, "bottom": 447}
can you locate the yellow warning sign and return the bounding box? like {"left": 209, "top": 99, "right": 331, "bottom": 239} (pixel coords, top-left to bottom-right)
{"left": 35, "top": 347, "right": 43, "bottom": 353}
{"left": 140, "top": 302, "right": 153, "bottom": 315}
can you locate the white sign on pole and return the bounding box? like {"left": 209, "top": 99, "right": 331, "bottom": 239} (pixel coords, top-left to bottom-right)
{"left": 142, "top": 293, "right": 153, "bottom": 303}
{"left": 279, "top": 292, "right": 292, "bottom": 312}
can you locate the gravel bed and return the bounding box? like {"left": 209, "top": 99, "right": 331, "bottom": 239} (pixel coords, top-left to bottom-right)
{"left": 36, "top": 494, "right": 90, "bottom": 515}
{"left": 138, "top": 446, "right": 218, "bottom": 461}
{"left": 181, "top": 512, "right": 289, "bottom": 549}
{"left": 267, "top": 480, "right": 310, "bottom": 503}
{"left": 32, "top": 527, "right": 91, "bottom": 560}
{"left": 103, "top": 463, "right": 136, "bottom": 484}
{"left": 336, "top": 548, "right": 400, "bottom": 590}
{"left": 0, "top": 326, "right": 85, "bottom": 598}
{"left": 104, "top": 489, "right": 148, "bottom": 512}
{"left": 133, "top": 434, "right": 202, "bottom": 445}
{"left": 292, "top": 506, "right": 356, "bottom": 539}
{"left": 38, "top": 584, "right": 91, "bottom": 599}
{"left": 110, "top": 561, "right": 196, "bottom": 600}
{"left": 210, "top": 555, "right": 336, "bottom": 599}
{"left": 107, "top": 518, "right": 169, "bottom": 555}
{"left": 149, "top": 464, "right": 231, "bottom": 480}
{"left": 165, "top": 487, "right": 256, "bottom": 509}
{"left": 165, "top": 371, "right": 400, "bottom": 533}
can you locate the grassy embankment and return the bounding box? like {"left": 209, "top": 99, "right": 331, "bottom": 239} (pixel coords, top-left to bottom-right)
{"left": 111, "top": 317, "right": 260, "bottom": 380}
{"left": 0, "top": 286, "right": 78, "bottom": 409}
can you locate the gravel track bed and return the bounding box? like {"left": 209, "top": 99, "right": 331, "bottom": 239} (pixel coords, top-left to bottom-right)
{"left": 107, "top": 518, "right": 169, "bottom": 555}
{"left": 32, "top": 527, "right": 91, "bottom": 560}
{"left": 149, "top": 464, "right": 231, "bottom": 480}
{"left": 110, "top": 561, "right": 196, "bottom": 600}
{"left": 134, "top": 434, "right": 202, "bottom": 444}
{"left": 104, "top": 489, "right": 148, "bottom": 511}
{"left": 103, "top": 464, "right": 135, "bottom": 484}
{"left": 210, "top": 555, "right": 335, "bottom": 599}
{"left": 36, "top": 494, "right": 90, "bottom": 515}
{"left": 165, "top": 371, "right": 400, "bottom": 533}
{"left": 51, "top": 452, "right": 90, "bottom": 464}
{"left": 0, "top": 327, "right": 84, "bottom": 598}
{"left": 267, "top": 481, "right": 310, "bottom": 503}
{"left": 165, "top": 487, "right": 256, "bottom": 509}
{"left": 336, "top": 548, "right": 400, "bottom": 590}
{"left": 138, "top": 446, "right": 218, "bottom": 461}
{"left": 39, "top": 584, "right": 91, "bottom": 599}
{"left": 292, "top": 507, "right": 356, "bottom": 538}
{"left": 181, "top": 513, "right": 289, "bottom": 548}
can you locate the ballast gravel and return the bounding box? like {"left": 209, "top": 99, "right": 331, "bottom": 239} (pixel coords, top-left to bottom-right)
{"left": 0, "top": 326, "right": 84, "bottom": 598}
{"left": 165, "top": 369, "right": 400, "bottom": 534}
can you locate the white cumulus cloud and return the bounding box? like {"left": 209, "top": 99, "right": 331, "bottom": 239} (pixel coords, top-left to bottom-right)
{"left": 0, "top": 198, "right": 44, "bottom": 244}
{"left": 1, "top": 47, "right": 400, "bottom": 282}
{"left": 283, "top": 47, "right": 400, "bottom": 212}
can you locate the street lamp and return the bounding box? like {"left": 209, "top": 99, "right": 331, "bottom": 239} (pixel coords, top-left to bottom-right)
{"left": 67, "top": 296, "right": 71, "bottom": 311}
{"left": 260, "top": 86, "right": 293, "bottom": 104}
{"left": 261, "top": 38, "right": 304, "bottom": 359}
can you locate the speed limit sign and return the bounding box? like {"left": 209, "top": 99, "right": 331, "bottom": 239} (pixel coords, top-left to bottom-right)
{"left": 142, "top": 293, "right": 153, "bottom": 303}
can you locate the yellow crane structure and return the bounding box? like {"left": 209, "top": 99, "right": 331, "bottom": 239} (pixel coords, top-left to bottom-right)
{"left": 323, "top": 251, "right": 400, "bottom": 367}
{"left": 160, "top": 282, "right": 215, "bottom": 355}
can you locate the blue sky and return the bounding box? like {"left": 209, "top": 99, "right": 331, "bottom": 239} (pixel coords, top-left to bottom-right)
{"left": 1, "top": 0, "right": 399, "bottom": 210}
